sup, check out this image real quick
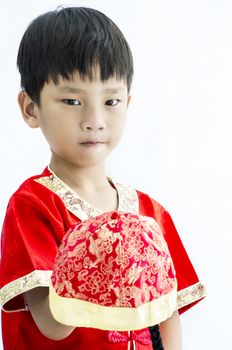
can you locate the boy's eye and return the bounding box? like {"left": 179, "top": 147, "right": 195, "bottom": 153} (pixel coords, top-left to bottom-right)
{"left": 63, "top": 99, "right": 81, "bottom": 106}
{"left": 105, "top": 99, "right": 120, "bottom": 106}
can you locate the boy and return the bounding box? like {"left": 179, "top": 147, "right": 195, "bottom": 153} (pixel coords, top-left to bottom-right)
{"left": 0, "top": 6, "right": 206, "bottom": 350}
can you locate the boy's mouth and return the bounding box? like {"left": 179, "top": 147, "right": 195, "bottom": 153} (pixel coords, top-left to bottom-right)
{"left": 81, "top": 140, "right": 104, "bottom": 143}
{"left": 80, "top": 141, "right": 105, "bottom": 146}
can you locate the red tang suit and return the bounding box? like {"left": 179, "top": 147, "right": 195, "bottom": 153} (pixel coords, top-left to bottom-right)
{"left": 0, "top": 167, "right": 206, "bottom": 350}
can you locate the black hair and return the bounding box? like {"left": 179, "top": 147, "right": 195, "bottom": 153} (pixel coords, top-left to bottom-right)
{"left": 17, "top": 6, "right": 133, "bottom": 105}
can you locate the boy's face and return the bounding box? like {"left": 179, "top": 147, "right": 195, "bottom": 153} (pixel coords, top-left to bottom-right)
{"left": 19, "top": 69, "right": 131, "bottom": 169}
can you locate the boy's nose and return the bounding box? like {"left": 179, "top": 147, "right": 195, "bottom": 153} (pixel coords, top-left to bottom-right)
{"left": 81, "top": 122, "right": 105, "bottom": 131}
{"left": 80, "top": 111, "right": 106, "bottom": 131}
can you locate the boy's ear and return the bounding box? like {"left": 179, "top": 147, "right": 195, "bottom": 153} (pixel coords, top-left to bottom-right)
{"left": 127, "top": 95, "right": 132, "bottom": 107}
{"left": 18, "top": 91, "right": 40, "bottom": 128}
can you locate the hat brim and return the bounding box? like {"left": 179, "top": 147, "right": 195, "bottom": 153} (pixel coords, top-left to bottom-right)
{"left": 49, "top": 282, "right": 178, "bottom": 331}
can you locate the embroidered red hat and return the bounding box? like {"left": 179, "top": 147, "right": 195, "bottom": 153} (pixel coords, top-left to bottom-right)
{"left": 49, "top": 211, "right": 177, "bottom": 330}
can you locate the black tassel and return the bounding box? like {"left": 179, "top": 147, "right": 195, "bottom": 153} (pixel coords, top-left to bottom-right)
{"left": 149, "top": 325, "right": 164, "bottom": 350}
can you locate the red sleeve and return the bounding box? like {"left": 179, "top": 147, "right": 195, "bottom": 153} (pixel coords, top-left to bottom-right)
{"left": 0, "top": 181, "right": 75, "bottom": 312}
{"left": 137, "top": 191, "right": 206, "bottom": 314}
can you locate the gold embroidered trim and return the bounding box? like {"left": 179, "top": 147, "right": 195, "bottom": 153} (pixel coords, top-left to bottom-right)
{"left": 0, "top": 270, "right": 52, "bottom": 309}
{"left": 35, "top": 175, "right": 98, "bottom": 220}
{"left": 49, "top": 282, "right": 178, "bottom": 331}
{"left": 34, "top": 172, "right": 139, "bottom": 220}
{"left": 177, "top": 282, "right": 206, "bottom": 309}
{"left": 51, "top": 212, "right": 177, "bottom": 312}
{"left": 116, "top": 183, "right": 139, "bottom": 214}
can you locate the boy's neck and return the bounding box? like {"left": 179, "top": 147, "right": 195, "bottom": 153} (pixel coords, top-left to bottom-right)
{"left": 49, "top": 158, "right": 118, "bottom": 212}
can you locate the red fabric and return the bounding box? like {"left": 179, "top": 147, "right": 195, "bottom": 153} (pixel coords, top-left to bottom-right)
{"left": 0, "top": 168, "right": 78, "bottom": 311}
{"left": 0, "top": 167, "right": 203, "bottom": 349}
{"left": 138, "top": 191, "right": 202, "bottom": 313}
{"left": 52, "top": 211, "right": 176, "bottom": 309}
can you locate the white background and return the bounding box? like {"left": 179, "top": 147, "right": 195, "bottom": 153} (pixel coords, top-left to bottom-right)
{"left": 0, "top": 0, "right": 231, "bottom": 348}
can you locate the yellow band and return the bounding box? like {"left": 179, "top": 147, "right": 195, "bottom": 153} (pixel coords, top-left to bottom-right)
{"left": 49, "top": 282, "right": 178, "bottom": 331}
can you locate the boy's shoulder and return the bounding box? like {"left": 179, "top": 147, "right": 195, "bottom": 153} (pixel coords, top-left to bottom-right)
{"left": 12, "top": 167, "right": 50, "bottom": 195}
{"left": 7, "top": 167, "right": 54, "bottom": 206}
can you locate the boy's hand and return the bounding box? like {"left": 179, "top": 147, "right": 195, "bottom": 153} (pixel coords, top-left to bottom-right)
{"left": 25, "top": 287, "right": 75, "bottom": 340}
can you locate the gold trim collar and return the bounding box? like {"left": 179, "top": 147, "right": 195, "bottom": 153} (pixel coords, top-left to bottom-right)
{"left": 34, "top": 169, "right": 139, "bottom": 220}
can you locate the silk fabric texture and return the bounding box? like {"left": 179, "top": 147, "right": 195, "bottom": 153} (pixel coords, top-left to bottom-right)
{"left": 0, "top": 167, "right": 206, "bottom": 349}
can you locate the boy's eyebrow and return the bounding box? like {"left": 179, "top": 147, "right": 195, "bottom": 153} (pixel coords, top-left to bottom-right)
{"left": 57, "top": 86, "right": 125, "bottom": 93}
